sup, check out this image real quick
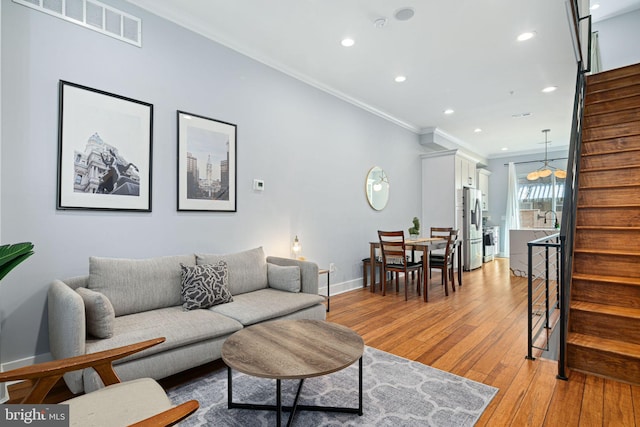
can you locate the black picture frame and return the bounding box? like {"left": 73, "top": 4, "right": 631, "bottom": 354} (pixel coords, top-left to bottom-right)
{"left": 57, "top": 81, "right": 153, "bottom": 211}
{"left": 177, "top": 111, "right": 237, "bottom": 212}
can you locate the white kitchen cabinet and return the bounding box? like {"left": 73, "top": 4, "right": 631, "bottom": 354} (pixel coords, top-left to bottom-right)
{"left": 421, "top": 150, "right": 479, "bottom": 235}
{"left": 477, "top": 168, "right": 491, "bottom": 211}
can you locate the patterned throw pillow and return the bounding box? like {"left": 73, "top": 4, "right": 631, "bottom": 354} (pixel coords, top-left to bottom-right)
{"left": 180, "top": 261, "right": 233, "bottom": 310}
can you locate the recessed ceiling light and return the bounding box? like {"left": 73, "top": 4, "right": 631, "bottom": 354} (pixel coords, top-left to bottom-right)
{"left": 341, "top": 38, "right": 355, "bottom": 47}
{"left": 444, "top": 109, "right": 455, "bottom": 115}
{"left": 542, "top": 86, "right": 558, "bottom": 93}
{"left": 394, "top": 7, "right": 415, "bottom": 21}
{"left": 474, "top": 128, "right": 482, "bottom": 133}
{"left": 590, "top": 4, "right": 600, "bottom": 10}
{"left": 395, "top": 75, "right": 407, "bottom": 83}
{"left": 501, "top": 147, "right": 509, "bottom": 151}
{"left": 517, "top": 31, "right": 536, "bottom": 42}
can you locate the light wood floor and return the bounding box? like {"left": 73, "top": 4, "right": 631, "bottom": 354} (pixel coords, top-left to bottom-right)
{"left": 327, "top": 258, "right": 640, "bottom": 426}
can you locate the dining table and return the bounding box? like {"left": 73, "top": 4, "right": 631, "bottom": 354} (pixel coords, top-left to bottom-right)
{"left": 369, "top": 237, "right": 462, "bottom": 302}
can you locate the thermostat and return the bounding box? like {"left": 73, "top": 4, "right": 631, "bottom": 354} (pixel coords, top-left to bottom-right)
{"left": 253, "top": 179, "right": 265, "bottom": 191}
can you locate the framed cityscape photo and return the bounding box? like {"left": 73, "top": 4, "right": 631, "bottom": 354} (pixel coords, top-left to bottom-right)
{"left": 57, "top": 81, "right": 153, "bottom": 211}
{"left": 177, "top": 111, "right": 237, "bottom": 212}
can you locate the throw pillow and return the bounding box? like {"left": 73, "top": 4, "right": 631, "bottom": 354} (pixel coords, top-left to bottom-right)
{"left": 180, "top": 261, "right": 233, "bottom": 310}
{"left": 76, "top": 287, "right": 115, "bottom": 339}
{"left": 267, "top": 263, "right": 301, "bottom": 293}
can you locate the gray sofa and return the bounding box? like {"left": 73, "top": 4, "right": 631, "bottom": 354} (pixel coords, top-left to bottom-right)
{"left": 48, "top": 247, "right": 326, "bottom": 394}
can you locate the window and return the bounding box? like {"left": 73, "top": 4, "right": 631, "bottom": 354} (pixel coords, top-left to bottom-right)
{"left": 517, "top": 171, "right": 564, "bottom": 229}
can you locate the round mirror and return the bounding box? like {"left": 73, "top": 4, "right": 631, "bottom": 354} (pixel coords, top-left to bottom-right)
{"left": 365, "top": 166, "right": 389, "bottom": 211}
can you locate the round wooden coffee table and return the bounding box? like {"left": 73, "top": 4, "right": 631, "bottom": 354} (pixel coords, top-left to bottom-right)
{"left": 222, "top": 319, "right": 364, "bottom": 426}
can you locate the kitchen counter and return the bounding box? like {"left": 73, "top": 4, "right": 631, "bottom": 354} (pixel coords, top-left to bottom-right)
{"left": 509, "top": 229, "right": 559, "bottom": 277}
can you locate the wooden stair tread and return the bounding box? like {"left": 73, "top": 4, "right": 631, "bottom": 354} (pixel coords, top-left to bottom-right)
{"left": 580, "top": 164, "right": 640, "bottom": 172}
{"left": 580, "top": 148, "right": 640, "bottom": 157}
{"left": 586, "top": 63, "right": 640, "bottom": 84}
{"left": 568, "top": 333, "right": 640, "bottom": 358}
{"left": 576, "top": 226, "right": 640, "bottom": 231}
{"left": 580, "top": 183, "right": 640, "bottom": 190}
{"left": 578, "top": 203, "right": 640, "bottom": 209}
{"left": 574, "top": 248, "right": 640, "bottom": 256}
{"left": 571, "top": 301, "right": 640, "bottom": 319}
{"left": 573, "top": 272, "right": 640, "bottom": 286}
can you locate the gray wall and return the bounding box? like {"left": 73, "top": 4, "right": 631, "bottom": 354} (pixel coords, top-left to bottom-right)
{"left": 486, "top": 150, "right": 568, "bottom": 255}
{"left": 593, "top": 9, "right": 640, "bottom": 71}
{"left": 0, "top": 1, "right": 423, "bottom": 363}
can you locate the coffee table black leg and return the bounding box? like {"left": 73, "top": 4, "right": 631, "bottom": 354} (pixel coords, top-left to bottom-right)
{"left": 359, "top": 356, "right": 363, "bottom": 415}
{"left": 277, "top": 379, "right": 282, "bottom": 427}
{"left": 227, "top": 359, "right": 363, "bottom": 423}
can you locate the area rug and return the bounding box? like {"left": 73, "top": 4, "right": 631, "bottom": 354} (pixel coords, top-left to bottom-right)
{"left": 167, "top": 346, "right": 498, "bottom": 426}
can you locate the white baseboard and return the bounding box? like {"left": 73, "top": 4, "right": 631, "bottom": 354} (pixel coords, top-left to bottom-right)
{"left": 1, "top": 352, "right": 53, "bottom": 402}
{"left": 319, "top": 278, "right": 363, "bottom": 297}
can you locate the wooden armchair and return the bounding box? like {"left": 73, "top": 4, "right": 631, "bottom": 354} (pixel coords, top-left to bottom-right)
{"left": 0, "top": 337, "right": 198, "bottom": 426}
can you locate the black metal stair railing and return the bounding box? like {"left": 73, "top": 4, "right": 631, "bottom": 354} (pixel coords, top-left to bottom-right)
{"left": 525, "top": 0, "right": 590, "bottom": 379}
{"left": 526, "top": 234, "right": 561, "bottom": 360}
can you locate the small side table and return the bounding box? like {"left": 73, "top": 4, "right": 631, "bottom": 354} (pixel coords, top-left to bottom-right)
{"left": 319, "top": 269, "right": 330, "bottom": 312}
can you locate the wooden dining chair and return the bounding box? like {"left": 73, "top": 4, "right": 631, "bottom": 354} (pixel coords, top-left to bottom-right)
{"left": 378, "top": 230, "right": 423, "bottom": 300}
{"left": 430, "top": 228, "right": 459, "bottom": 295}
{"left": 428, "top": 227, "right": 452, "bottom": 277}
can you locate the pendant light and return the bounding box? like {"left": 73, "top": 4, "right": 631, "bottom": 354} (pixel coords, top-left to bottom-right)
{"left": 527, "top": 129, "right": 566, "bottom": 181}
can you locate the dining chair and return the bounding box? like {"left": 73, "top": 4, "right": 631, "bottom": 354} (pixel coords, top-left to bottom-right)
{"left": 430, "top": 228, "right": 459, "bottom": 295}
{"left": 0, "top": 337, "right": 199, "bottom": 426}
{"left": 378, "top": 230, "right": 423, "bottom": 300}
{"left": 428, "top": 227, "right": 452, "bottom": 277}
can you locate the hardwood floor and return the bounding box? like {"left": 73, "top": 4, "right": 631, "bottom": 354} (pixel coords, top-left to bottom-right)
{"left": 327, "top": 258, "right": 640, "bottom": 426}
{"left": 8, "top": 258, "right": 639, "bottom": 425}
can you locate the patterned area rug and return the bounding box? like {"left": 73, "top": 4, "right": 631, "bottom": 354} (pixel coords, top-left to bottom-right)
{"left": 167, "top": 346, "right": 498, "bottom": 426}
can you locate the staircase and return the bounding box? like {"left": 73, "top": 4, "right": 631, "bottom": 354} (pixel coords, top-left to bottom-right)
{"left": 567, "top": 63, "right": 640, "bottom": 385}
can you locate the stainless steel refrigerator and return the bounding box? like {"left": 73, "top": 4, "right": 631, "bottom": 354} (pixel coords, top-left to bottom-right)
{"left": 463, "top": 187, "right": 483, "bottom": 271}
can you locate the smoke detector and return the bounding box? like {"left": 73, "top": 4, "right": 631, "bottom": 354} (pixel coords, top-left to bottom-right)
{"left": 374, "top": 17, "right": 388, "bottom": 28}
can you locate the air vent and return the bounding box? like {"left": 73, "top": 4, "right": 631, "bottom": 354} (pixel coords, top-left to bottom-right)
{"left": 13, "top": 0, "right": 142, "bottom": 47}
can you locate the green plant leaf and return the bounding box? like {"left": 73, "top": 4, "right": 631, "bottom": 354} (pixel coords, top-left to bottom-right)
{"left": 0, "top": 242, "right": 34, "bottom": 281}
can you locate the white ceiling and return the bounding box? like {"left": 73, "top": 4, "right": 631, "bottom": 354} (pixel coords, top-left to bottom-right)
{"left": 125, "top": 0, "right": 640, "bottom": 158}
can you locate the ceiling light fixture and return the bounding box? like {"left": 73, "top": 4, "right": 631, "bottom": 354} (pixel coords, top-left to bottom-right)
{"left": 517, "top": 31, "right": 536, "bottom": 42}
{"left": 501, "top": 147, "right": 509, "bottom": 151}
{"left": 395, "top": 75, "right": 407, "bottom": 83}
{"left": 341, "top": 38, "right": 355, "bottom": 47}
{"left": 394, "top": 7, "right": 415, "bottom": 21}
{"left": 542, "top": 86, "right": 558, "bottom": 93}
{"left": 474, "top": 128, "right": 482, "bottom": 133}
{"left": 526, "top": 129, "right": 567, "bottom": 181}
{"left": 444, "top": 109, "right": 454, "bottom": 115}
{"left": 590, "top": 4, "right": 600, "bottom": 10}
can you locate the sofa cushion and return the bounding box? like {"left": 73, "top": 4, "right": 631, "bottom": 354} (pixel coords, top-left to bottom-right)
{"left": 88, "top": 254, "right": 196, "bottom": 316}
{"left": 85, "top": 306, "right": 243, "bottom": 362}
{"left": 196, "top": 247, "right": 268, "bottom": 295}
{"left": 180, "top": 262, "right": 233, "bottom": 310}
{"left": 76, "top": 287, "right": 115, "bottom": 339}
{"left": 209, "top": 288, "right": 325, "bottom": 326}
{"left": 267, "top": 263, "right": 300, "bottom": 292}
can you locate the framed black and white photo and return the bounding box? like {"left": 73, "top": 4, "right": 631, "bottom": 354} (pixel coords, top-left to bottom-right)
{"left": 177, "top": 111, "right": 237, "bottom": 212}
{"left": 57, "top": 81, "right": 153, "bottom": 211}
